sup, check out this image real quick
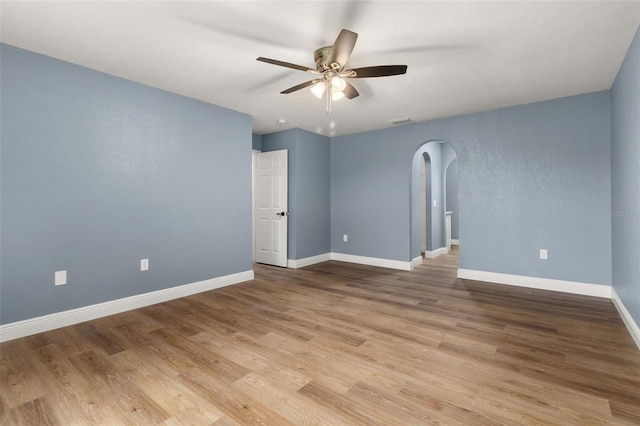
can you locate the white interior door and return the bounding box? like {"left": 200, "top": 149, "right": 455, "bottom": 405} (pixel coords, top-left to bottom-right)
{"left": 255, "top": 150, "right": 288, "bottom": 267}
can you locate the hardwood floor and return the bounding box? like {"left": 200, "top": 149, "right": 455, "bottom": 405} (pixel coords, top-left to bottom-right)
{"left": 2, "top": 248, "right": 639, "bottom": 425}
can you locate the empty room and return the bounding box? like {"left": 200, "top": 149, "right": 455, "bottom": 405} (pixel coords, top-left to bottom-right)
{"left": 1, "top": 1, "right": 639, "bottom": 424}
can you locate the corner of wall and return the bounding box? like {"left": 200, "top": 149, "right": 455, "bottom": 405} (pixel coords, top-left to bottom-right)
{"left": 612, "top": 288, "right": 640, "bottom": 351}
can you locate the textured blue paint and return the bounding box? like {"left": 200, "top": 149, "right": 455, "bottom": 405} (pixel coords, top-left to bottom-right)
{"left": 428, "top": 143, "right": 443, "bottom": 251}
{"left": 611, "top": 26, "right": 640, "bottom": 325}
{"left": 0, "top": 44, "right": 253, "bottom": 324}
{"left": 252, "top": 133, "right": 262, "bottom": 151}
{"left": 330, "top": 128, "right": 412, "bottom": 261}
{"left": 446, "top": 159, "right": 460, "bottom": 240}
{"left": 424, "top": 154, "right": 433, "bottom": 250}
{"left": 332, "top": 91, "right": 612, "bottom": 286}
{"left": 262, "top": 129, "right": 330, "bottom": 260}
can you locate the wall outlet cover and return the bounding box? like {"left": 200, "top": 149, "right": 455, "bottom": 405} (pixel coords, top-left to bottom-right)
{"left": 54, "top": 270, "right": 67, "bottom": 286}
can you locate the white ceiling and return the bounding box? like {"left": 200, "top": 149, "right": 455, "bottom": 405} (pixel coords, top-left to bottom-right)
{"left": 2, "top": 1, "right": 640, "bottom": 137}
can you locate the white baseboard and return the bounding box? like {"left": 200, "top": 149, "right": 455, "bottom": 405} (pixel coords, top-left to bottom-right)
{"left": 611, "top": 288, "right": 640, "bottom": 351}
{"left": 451, "top": 239, "right": 459, "bottom": 246}
{"left": 0, "top": 270, "right": 254, "bottom": 343}
{"left": 456, "top": 269, "right": 640, "bottom": 351}
{"left": 288, "top": 253, "right": 331, "bottom": 269}
{"left": 330, "top": 252, "right": 412, "bottom": 271}
{"left": 457, "top": 269, "right": 611, "bottom": 298}
{"left": 424, "top": 247, "right": 448, "bottom": 259}
{"left": 288, "top": 252, "right": 415, "bottom": 270}
{"left": 411, "top": 256, "right": 423, "bottom": 270}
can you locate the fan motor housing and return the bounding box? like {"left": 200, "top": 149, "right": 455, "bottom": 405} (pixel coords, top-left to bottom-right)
{"left": 314, "top": 46, "right": 333, "bottom": 71}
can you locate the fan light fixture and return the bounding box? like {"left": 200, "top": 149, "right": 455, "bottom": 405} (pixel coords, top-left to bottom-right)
{"left": 311, "top": 76, "right": 346, "bottom": 101}
{"left": 310, "top": 82, "right": 325, "bottom": 98}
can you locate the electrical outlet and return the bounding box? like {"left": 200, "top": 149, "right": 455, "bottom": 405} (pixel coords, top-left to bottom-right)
{"left": 55, "top": 270, "right": 67, "bottom": 286}
{"left": 343, "top": 234, "right": 348, "bottom": 242}
{"left": 140, "top": 259, "right": 149, "bottom": 271}
{"left": 539, "top": 249, "right": 548, "bottom": 260}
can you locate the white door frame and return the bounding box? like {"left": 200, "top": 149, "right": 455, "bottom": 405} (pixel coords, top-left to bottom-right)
{"left": 252, "top": 150, "right": 259, "bottom": 262}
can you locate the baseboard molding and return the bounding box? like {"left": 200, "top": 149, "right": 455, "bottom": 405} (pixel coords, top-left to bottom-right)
{"left": 288, "top": 253, "right": 331, "bottom": 269}
{"left": 456, "top": 269, "right": 639, "bottom": 351}
{"left": 330, "top": 252, "right": 412, "bottom": 271}
{"left": 424, "top": 247, "right": 448, "bottom": 259}
{"left": 0, "top": 270, "right": 254, "bottom": 343}
{"left": 457, "top": 269, "right": 611, "bottom": 298}
{"left": 611, "top": 288, "right": 640, "bottom": 351}
{"left": 411, "top": 256, "right": 423, "bottom": 270}
{"left": 451, "top": 239, "right": 459, "bottom": 246}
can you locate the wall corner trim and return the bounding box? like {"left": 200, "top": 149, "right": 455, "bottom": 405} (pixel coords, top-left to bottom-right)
{"left": 330, "top": 252, "right": 412, "bottom": 271}
{"left": 0, "top": 270, "right": 254, "bottom": 343}
{"left": 288, "top": 253, "right": 331, "bottom": 269}
{"left": 456, "top": 269, "right": 612, "bottom": 298}
{"left": 410, "top": 256, "right": 423, "bottom": 270}
{"left": 611, "top": 288, "right": 640, "bottom": 352}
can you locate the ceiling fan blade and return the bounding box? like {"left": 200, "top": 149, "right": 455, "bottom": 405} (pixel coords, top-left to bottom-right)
{"left": 348, "top": 65, "right": 408, "bottom": 78}
{"left": 329, "top": 29, "right": 358, "bottom": 69}
{"left": 281, "top": 80, "right": 319, "bottom": 94}
{"left": 343, "top": 81, "right": 359, "bottom": 99}
{"left": 257, "top": 57, "right": 315, "bottom": 72}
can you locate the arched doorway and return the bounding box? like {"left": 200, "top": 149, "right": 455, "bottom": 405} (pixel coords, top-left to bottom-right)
{"left": 411, "top": 141, "right": 459, "bottom": 262}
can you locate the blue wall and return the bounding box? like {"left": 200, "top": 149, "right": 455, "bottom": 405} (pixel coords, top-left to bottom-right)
{"left": 252, "top": 133, "right": 262, "bottom": 151}
{"left": 426, "top": 143, "right": 443, "bottom": 251}
{"left": 331, "top": 128, "right": 413, "bottom": 261}
{"left": 262, "top": 129, "right": 330, "bottom": 260}
{"left": 0, "top": 45, "right": 253, "bottom": 324}
{"left": 446, "top": 159, "right": 460, "bottom": 240}
{"left": 332, "top": 91, "right": 612, "bottom": 286}
{"left": 611, "top": 26, "right": 640, "bottom": 326}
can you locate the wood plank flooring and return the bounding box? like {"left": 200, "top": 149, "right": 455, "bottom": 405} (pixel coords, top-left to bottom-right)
{"left": 2, "top": 247, "right": 639, "bottom": 425}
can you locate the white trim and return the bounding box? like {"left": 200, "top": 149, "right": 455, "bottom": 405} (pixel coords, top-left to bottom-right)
{"left": 421, "top": 244, "right": 427, "bottom": 252}
{"left": 457, "top": 268, "right": 611, "bottom": 298}
{"left": 330, "top": 252, "right": 412, "bottom": 271}
{"left": 410, "top": 256, "right": 423, "bottom": 270}
{"left": 252, "top": 150, "right": 259, "bottom": 262}
{"left": 451, "top": 239, "right": 459, "bottom": 246}
{"left": 424, "top": 247, "right": 448, "bottom": 259}
{"left": 287, "top": 253, "right": 331, "bottom": 269}
{"left": 611, "top": 288, "right": 640, "bottom": 351}
{"left": 0, "top": 270, "right": 254, "bottom": 343}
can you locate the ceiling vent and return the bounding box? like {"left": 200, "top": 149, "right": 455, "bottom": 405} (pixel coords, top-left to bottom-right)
{"left": 388, "top": 117, "right": 412, "bottom": 125}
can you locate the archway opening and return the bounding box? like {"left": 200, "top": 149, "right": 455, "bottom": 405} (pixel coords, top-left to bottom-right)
{"left": 411, "top": 141, "right": 459, "bottom": 263}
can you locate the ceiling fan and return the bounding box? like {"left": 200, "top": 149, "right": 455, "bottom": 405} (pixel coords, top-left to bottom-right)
{"left": 257, "top": 29, "right": 407, "bottom": 114}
